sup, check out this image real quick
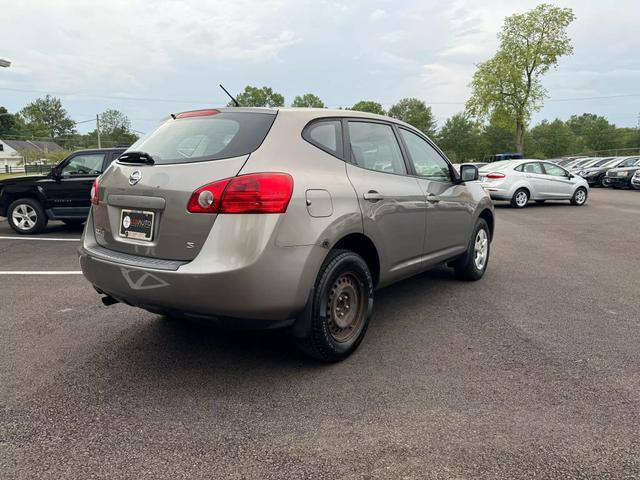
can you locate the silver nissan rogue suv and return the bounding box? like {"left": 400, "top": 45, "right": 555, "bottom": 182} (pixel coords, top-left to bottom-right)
{"left": 79, "top": 107, "right": 494, "bottom": 361}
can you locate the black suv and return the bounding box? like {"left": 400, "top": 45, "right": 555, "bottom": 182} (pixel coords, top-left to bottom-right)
{"left": 0, "top": 148, "right": 125, "bottom": 234}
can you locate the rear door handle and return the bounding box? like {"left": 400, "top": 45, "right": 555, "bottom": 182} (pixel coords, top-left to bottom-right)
{"left": 363, "top": 191, "right": 384, "bottom": 202}
{"left": 427, "top": 194, "right": 441, "bottom": 203}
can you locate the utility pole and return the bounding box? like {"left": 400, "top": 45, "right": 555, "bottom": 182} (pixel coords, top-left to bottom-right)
{"left": 96, "top": 114, "right": 101, "bottom": 148}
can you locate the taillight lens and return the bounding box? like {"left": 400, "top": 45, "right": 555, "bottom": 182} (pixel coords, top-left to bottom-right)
{"left": 187, "top": 173, "right": 293, "bottom": 214}
{"left": 486, "top": 172, "right": 506, "bottom": 179}
{"left": 90, "top": 177, "right": 100, "bottom": 205}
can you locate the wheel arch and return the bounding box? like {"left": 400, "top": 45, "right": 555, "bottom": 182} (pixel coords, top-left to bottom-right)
{"left": 331, "top": 233, "right": 381, "bottom": 287}
{"left": 478, "top": 208, "right": 495, "bottom": 240}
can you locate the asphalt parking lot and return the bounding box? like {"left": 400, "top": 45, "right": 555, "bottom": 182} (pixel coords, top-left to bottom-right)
{"left": 1, "top": 188, "right": 639, "bottom": 479}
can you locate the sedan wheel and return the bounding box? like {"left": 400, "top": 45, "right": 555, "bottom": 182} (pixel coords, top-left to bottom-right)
{"left": 511, "top": 189, "right": 529, "bottom": 208}
{"left": 571, "top": 187, "right": 588, "bottom": 206}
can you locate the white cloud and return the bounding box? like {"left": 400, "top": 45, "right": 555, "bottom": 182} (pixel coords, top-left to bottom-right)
{"left": 369, "top": 9, "right": 388, "bottom": 21}
{"left": 1, "top": 0, "right": 639, "bottom": 130}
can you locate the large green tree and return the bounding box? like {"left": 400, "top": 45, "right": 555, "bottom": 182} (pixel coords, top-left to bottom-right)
{"left": 91, "top": 109, "right": 138, "bottom": 147}
{"left": 350, "top": 101, "right": 386, "bottom": 116}
{"left": 19, "top": 95, "right": 76, "bottom": 138}
{"left": 388, "top": 98, "right": 437, "bottom": 137}
{"left": 466, "top": 4, "right": 575, "bottom": 153}
{"left": 437, "top": 113, "right": 482, "bottom": 162}
{"left": 291, "top": 93, "right": 325, "bottom": 108}
{"left": 231, "top": 86, "right": 284, "bottom": 107}
{"left": 525, "top": 118, "right": 577, "bottom": 158}
{"left": 0, "top": 106, "right": 22, "bottom": 137}
{"left": 566, "top": 113, "right": 618, "bottom": 151}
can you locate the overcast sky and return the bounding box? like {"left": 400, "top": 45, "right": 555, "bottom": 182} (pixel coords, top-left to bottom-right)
{"left": 1, "top": 0, "right": 639, "bottom": 135}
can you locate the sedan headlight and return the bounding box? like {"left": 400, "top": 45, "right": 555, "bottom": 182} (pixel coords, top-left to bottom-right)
{"left": 620, "top": 171, "right": 630, "bottom": 177}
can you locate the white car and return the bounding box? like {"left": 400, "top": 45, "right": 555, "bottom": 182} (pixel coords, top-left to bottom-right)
{"left": 479, "top": 159, "right": 589, "bottom": 208}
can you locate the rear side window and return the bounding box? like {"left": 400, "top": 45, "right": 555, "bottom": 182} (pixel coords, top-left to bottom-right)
{"left": 124, "top": 112, "right": 276, "bottom": 165}
{"left": 521, "top": 162, "right": 543, "bottom": 174}
{"left": 303, "top": 119, "right": 343, "bottom": 158}
{"left": 348, "top": 121, "right": 406, "bottom": 175}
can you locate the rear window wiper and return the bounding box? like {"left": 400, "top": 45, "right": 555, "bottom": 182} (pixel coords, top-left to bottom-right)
{"left": 118, "top": 151, "right": 155, "bottom": 165}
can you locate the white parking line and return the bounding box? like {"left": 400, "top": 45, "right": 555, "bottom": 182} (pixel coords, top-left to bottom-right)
{"left": 0, "top": 236, "right": 80, "bottom": 242}
{"left": 0, "top": 271, "right": 83, "bottom": 275}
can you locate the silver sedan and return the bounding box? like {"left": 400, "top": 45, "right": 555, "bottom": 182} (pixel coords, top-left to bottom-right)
{"left": 479, "top": 160, "right": 589, "bottom": 208}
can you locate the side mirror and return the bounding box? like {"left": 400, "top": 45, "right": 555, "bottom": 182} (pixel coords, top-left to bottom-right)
{"left": 568, "top": 173, "right": 574, "bottom": 179}
{"left": 460, "top": 164, "right": 479, "bottom": 182}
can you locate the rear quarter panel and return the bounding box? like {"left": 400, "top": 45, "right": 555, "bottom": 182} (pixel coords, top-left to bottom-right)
{"left": 238, "top": 111, "right": 363, "bottom": 250}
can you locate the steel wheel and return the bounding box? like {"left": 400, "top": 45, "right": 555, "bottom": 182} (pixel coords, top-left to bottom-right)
{"left": 11, "top": 203, "right": 38, "bottom": 231}
{"left": 474, "top": 228, "right": 489, "bottom": 271}
{"left": 326, "top": 272, "right": 366, "bottom": 343}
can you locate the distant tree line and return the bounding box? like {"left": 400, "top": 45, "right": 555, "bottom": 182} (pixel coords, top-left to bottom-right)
{"left": 1, "top": 89, "right": 638, "bottom": 164}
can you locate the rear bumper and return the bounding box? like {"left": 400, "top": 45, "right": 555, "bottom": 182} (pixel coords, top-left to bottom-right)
{"left": 79, "top": 212, "right": 326, "bottom": 322}
{"left": 480, "top": 185, "right": 512, "bottom": 201}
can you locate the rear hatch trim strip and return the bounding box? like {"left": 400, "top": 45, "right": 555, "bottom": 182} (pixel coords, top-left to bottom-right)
{"left": 83, "top": 244, "right": 188, "bottom": 271}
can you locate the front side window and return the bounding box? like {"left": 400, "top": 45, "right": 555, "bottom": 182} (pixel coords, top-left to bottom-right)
{"left": 542, "top": 163, "right": 568, "bottom": 177}
{"left": 348, "top": 121, "right": 406, "bottom": 175}
{"left": 399, "top": 128, "right": 451, "bottom": 181}
{"left": 61, "top": 154, "right": 105, "bottom": 176}
{"left": 303, "top": 120, "right": 343, "bottom": 157}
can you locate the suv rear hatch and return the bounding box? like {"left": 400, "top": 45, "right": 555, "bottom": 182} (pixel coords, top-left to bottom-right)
{"left": 91, "top": 109, "right": 277, "bottom": 261}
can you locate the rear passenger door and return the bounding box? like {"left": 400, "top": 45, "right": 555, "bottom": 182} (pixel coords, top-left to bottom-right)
{"left": 344, "top": 120, "right": 427, "bottom": 284}
{"left": 518, "top": 162, "right": 548, "bottom": 198}
{"left": 397, "top": 127, "right": 472, "bottom": 263}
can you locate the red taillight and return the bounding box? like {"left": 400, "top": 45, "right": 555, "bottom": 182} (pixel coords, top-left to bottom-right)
{"left": 175, "top": 109, "right": 220, "bottom": 119}
{"left": 486, "top": 172, "right": 506, "bottom": 179}
{"left": 90, "top": 177, "right": 100, "bottom": 205}
{"left": 187, "top": 173, "right": 293, "bottom": 214}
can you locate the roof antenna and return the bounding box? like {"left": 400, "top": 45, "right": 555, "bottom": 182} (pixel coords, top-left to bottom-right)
{"left": 219, "top": 84, "right": 240, "bottom": 107}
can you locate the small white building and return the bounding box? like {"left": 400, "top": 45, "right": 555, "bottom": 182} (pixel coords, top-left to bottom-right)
{"left": 0, "top": 140, "right": 63, "bottom": 170}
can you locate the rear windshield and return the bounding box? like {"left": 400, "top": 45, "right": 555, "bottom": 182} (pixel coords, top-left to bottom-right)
{"left": 123, "top": 112, "right": 276, "bottom": 165}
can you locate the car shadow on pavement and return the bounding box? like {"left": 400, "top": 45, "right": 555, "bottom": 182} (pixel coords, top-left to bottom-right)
{"left": 94, "top": 265, "right": 460, "bottom": 378}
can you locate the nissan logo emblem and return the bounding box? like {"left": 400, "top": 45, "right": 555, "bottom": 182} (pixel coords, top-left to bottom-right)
{"left": 129, "top": 170, "right": 142, "bottom": 185}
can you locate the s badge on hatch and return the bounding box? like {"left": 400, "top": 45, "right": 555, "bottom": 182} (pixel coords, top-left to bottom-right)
{"left": 129, "top": 170, "right": 142, "bottom": 185}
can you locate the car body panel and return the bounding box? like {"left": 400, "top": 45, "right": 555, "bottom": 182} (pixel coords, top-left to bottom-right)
{"left": 80, "top": 108, "right": 494, "bottom": 322}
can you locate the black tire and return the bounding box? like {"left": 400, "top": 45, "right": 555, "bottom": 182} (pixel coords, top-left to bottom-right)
{"left": 570, "top": 187, "right": 588, "bottom": 206}
{"left": 294, "top": 249, "right": 374, "bottom": 362}
{"left": 599, "top": 175, "right": 607, "bottom": 188}
{"left": 510, "top": 188, "right": 529, "bottom": 208}
{"left": 7, "top": 198, "right": 48, "bottom": 234}
{"left": 453, "top": 218, "right": 490, "bottom": 281}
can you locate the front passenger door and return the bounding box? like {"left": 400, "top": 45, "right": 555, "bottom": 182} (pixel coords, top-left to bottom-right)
{"left": 397, "top": 128, "right": 471, "bottom": 264}
{"left": 540, "top": 162, "right": 574, "bottom": 198}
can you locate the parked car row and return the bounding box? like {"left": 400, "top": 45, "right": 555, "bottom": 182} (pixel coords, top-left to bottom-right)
{"left": 554, "top": 156, "right": 640, "bottom": 189}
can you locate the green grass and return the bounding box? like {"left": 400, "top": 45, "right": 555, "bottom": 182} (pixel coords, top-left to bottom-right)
{"left": 0, "top": 172, "right": 27, "bottom": 181}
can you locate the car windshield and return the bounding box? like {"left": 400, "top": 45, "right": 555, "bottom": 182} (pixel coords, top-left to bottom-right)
{"left": 124, "top": 111, "right": 276, "bottom": 165}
